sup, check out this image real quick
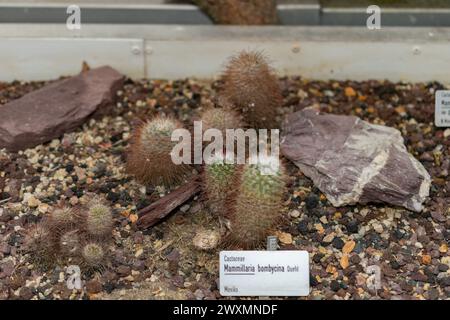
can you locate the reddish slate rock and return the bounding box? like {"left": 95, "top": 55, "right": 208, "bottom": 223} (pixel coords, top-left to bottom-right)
{"left": 281, "top": 108, "right": 431, "bottom": 212}
{"left": 0, "top": 66, "right": 124, "bottom": 151}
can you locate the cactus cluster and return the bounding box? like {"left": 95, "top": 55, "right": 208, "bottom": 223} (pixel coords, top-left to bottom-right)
{"left": 219, "top": 50, "right": 282, "bottom": 129}
{"left": 24, "top": 197, "right": 112, "bottom": 270}
{"left": 123, "top": 51, "right": 286, "bottom": 249}
{"left": 126, "top": 116, "right": 191, "bottom": 187}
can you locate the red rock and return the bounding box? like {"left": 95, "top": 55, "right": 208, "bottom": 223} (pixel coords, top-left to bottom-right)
{"left": 0, "top": 66, "right": 124, "bottom": 151}
{"left": 85, "top": 279, "right": 103, "bottom": 294}
{"left": 281, "top": 108, "right": 431, "bottom": 212}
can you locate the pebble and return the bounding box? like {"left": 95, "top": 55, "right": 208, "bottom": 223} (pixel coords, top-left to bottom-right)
{"left": 322, "top": 233, "right": 335, "bottom": 243}
{"left": 373, "top": 223, "right": 384, "bottom": 234}
{"left": 116, "top": 266, "right": 131, "bottom": 277}
{"left": 19, "top": 287, "right": 34, "bottom": 300}
{"left": 297, "top": 220, "right": 309, "bottom": 235}
{"left": 180, "top": 205, "right": 190, "bottom": 213}
{"left": 305, "top": 194, "right": 319, "bottom": 211}
{"left": 193, "top": 230, "right": 220, "bottom": 250}
{"left": 85, "top": 280, "right": 102, "bottom": 294}
{"left": 346, "top": 220, "right": 359, "bottom": 233}
{"left": 330, "top": 280, "right": 341, "bottom": 292}
{"left": 332, "top": 237, "right": 345, "bottom": 250}
{"left": 444, "top": 128, "right": 450, "bottom": 138}
{"left": 289, "top": 209, "right": 300, "bottom": 218}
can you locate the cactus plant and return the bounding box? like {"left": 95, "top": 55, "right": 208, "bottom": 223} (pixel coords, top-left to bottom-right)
{"left": 81, "top": 242, "right": 106, "bottom": 268}
{"left": 127, "top": 116, "right": 190, "bottom": 187}
{"left": 23, "top": 224, "right": 55, "bottom": 267}
{"left": 226, "top": 156, "right": 286, "bottom": 248}
{"left": 85, "top": 198, "right": 113, "bottom": 238}
{"left": 219, "top": 50, "right": 282, "bottom": 129}
{"left": 46, "top": 206, "right": 76, "bottom": 233}
{"left": 23, "top": 197, "right": 114, "bottom": 271}
{"left": 200, "top": 107, "right": 243, "bottom": 135}
{"left": 203, "top": 152, "right": 238, "bottom": 217}
{"left": 59, "top": 229, "right": 81, "bottom": 257}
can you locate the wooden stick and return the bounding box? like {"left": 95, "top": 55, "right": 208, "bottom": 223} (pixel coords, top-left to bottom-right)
{"left": 137, "top": 177, "right": 201, "bottom": 229}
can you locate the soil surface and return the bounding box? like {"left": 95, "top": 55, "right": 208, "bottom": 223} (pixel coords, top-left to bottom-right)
{"left": 0, "top": 77, "right": 449, "bottom": 300}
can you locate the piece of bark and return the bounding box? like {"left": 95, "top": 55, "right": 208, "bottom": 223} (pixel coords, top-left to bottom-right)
{"left": 137, "top": 177, "right": 201, "bottom": 229}
{"left": 193, "top": 0, "right": 278, "bottom": 25}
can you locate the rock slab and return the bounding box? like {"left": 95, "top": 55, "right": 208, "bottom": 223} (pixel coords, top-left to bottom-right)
{"left": 0, "top": 66, "right": 124, "bottom": 152}
{"left": 281, "top": 108, "right": 431, "bottom": 212}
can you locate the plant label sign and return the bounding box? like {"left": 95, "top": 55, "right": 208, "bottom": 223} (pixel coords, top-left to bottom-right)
{"left": 435, "top": 90, "right": 450, "bottom": 127}
{"left": 219, "top": 251, "right": 310, "bottom": 296}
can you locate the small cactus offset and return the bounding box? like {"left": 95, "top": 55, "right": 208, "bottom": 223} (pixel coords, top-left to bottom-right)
{"left": 226, "top": 156, "right": 287, "bottom": 248}
{"left": 203, "top": 152, "right": 238, "bottom": 217}
{"left": 46, "top": 206, "right": 77, "bottom": 234}
{"left": 219, "top": 50, "right": 282, "bottom": 129}
{"left": 59, "top": 229, "right": 81, "bottom": 257}
{"left": 127, "top": 116, "right": 190, "bottom": 187}
{"left": 81, "top": 242, "right": 106, "bottom": 269}
{"left": 23, "top": 224, "right": 56, "bottom": 267}
{"left": 85, "top": 197, "right": 113, "bottom": 238}
{"left": 200, "top": 107, "right": 243, "bottom": 135}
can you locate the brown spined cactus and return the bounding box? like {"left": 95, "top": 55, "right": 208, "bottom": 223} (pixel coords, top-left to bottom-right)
{"left": 85, "top": 198, "right": 113, "bottom": 239}
{"left": 225, "top": 156, "right": 287, "bottom": 248}
{"left": 200, "top": 107, "right": 243, "bottom": 135}
{"left": 46, "top": 206, "right": 77, "bottom": 234}
{"left": 203, "top": 151, "right": 238, "bottom": 217}
{"left": 81, "top": 242, "right": 106, "bottom": 269}
{"left": 193, "top": 0, "right": 278, "bottom": 25}
{"left": 23, "top": 224, "right": 56, "bottom": 267}
{"left": 220, "top": 50, "right": 282, "bottom": 129}
{"left": 127, "top": 116, "right": 190, "bottom": 187}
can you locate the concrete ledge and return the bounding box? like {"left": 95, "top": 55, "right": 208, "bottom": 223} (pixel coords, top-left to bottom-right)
{"left": 1, "top": 24, "right": 450, "bottom": 84}
{"left": 322, "top": 7, "right": 450, "bottom": 27}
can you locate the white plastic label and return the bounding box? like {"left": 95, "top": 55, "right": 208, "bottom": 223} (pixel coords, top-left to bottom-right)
{"left": 219, "top": 251, "right": 310, "bottom": 296}
{"left": 435, "top": 90, "right": 450, "bottom": 127}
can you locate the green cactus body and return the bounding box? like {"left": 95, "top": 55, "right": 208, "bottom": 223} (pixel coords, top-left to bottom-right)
{"left": 86, "top": 199, "right": 113, "bottom": 238}
{"left": 227, "top": 157, "right": 286, "bottom": 248}
{"left": 81, "top": 242, "right": 105, "bottom": 268}
{"left": 203, "top": 153, "right": 237, "bottom": 216}
{"left": 127, "top": 116, "right": 190, "bottom": 187}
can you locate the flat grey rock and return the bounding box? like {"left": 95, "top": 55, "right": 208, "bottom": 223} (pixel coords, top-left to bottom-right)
{"left": 0, "top": 66, "right": 124, "bottom": 152}
{"left": 281, "top": 108, "right": 431, "bottom": 212}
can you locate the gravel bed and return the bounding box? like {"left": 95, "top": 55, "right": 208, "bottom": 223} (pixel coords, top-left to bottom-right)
{"left": 0, "top": 76, "right": 449, "bottom": 300}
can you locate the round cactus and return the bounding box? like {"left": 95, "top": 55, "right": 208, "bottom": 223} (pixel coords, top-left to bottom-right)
{"left": 23, "top": 224, "right": 55, "bottom": 266}
{"left": 47, "top": 206, "right": 75, "bottom": 232}
{"left": 59, "top": 229, "right": 81, "bottom": 256}
{"left": 127, "top": 116, "right": 190, "bottom": 187}
{"left": 220, "top": 50, "right": 282, "bottom": 129}
{"left": 200, "top": 107, "right": 243, "bottom": 135}
{"left": 203, "top": 152, "right": 238, "bottom": 217}
{"left": 85, "top": 199, "right": 113, "bottom": 238}
{"left": 81, "top": 242, "right": 105, "bottom": 268}
{"left": 226, "top": 155, "right": 286, "bottom": 248}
